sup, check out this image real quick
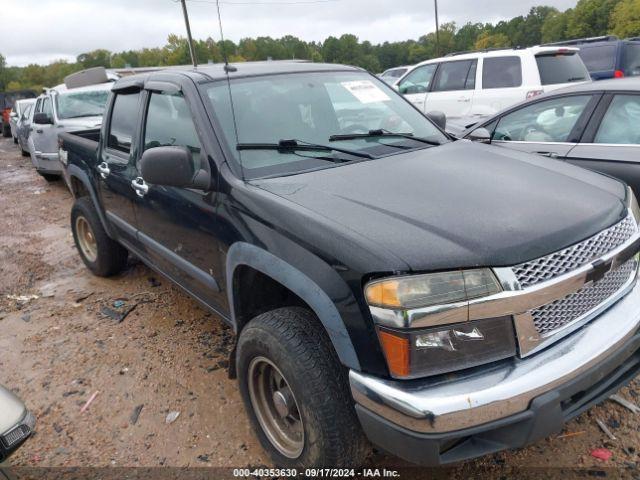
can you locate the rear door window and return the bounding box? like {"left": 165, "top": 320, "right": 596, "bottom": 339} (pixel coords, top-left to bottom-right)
{"left": 623, "top": 44, "right": 640, "bottom": 76}
{"left": 594, "top": 95, "right": 640, "bottom": 144}
{"left": 493, "top": 95, "right": 592, "bottom": 142}
{"left": 107, "top": 92, "right": 141, "bottom": 153}
{"left": 536, "top": 52, "right": 590, "bottom": 85}
{"left": 433, "top": 60, "right": 476, "bottom": 91}
{"left": 578, "top": 45, "right": 617, "bottom": 72}
{"left": 482, "top": 56, "right": 522, "bottom": 88}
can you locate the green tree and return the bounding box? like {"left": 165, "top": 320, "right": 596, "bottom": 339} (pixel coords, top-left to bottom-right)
{"left": 541, "top": 9, "right": 572, "bottom": 42}
{"left": 610, "top": 0, "right": 640, "bottom": 37}
{"left": 474, "top": 32, "right": 511, "bottom": 49}
{"left": 77, "top": 49, "right": 112, "bottom": 69}
{"left": 566, "top": 0, "right": 623, "bottom": 37}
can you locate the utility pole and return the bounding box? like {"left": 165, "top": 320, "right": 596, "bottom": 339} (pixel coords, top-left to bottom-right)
{"left": 180, "top": 0, "right": 198, "bottom": 68}
{"left": 434, "top": 0, "right": 440, "bottom": 56}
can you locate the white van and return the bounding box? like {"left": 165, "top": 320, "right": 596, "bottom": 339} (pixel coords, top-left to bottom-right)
{"left": 395, "top": 46, "right": 591, "bottom": 120}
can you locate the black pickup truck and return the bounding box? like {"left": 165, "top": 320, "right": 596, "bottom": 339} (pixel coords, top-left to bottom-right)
{"left": 59, "top": 61, "right": 640, "bottom": 467}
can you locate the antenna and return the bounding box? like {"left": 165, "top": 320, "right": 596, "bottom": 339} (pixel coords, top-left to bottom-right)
{"left": 215, "top": 0, "right": 244, "bottom": 180}
{"left": 215, "top": 0, "right": 237, "bottom": 73}
{"left": 180, "top": 0, "right": 198, "bottom": 68}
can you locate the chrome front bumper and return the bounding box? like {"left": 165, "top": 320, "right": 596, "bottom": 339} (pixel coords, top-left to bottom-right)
{"left": 350, "top": 281, "right": 640, "bottom": 434}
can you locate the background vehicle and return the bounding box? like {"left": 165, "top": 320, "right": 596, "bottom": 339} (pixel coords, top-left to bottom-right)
{"left": 395, "top": 46, "right": 591, "bottom": 119}
{"left": 59, "top": 62, "right": 640, "bottom": 468}
{"left": 546, "top": 35, "right": 640, "bottom": 80}
{"left": 28, "top": 78, "right": 112, "bottom": 181}
{"left": 9, "top": 99, "right": 35, "bottom": 144}
{"left": 463, "top": 77, "right": 640, "bottom": 194}
{"left": 379, "top": 65, "right": 410, "bottom": 84}
{"left": 14, "top": 99, "right": 36, "bottom": 156}
{"left": 0, "top": 385, "right": 35, "bottom": 462}
{"left": 0, "top": 90, "right": 37, "bottom": 138}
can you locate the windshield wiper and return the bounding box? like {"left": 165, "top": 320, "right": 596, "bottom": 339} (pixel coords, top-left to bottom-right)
{"left": 236, "top": 139, "right": 374, "bottom": 159}
{"left": 63, "top": 113, "right": 103, "bottom": 119}
{"left": 329, "top": 129, "right": 441, "bottom": 146}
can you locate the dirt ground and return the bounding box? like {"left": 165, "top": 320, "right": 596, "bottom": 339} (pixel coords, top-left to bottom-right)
{"left": 0, "top": 135, "right": 639, "bottom": 478}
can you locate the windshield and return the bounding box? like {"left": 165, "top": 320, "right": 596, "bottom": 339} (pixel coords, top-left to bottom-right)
{"left": 536, "top": 52, "right": 590, "bottom": 85}
{"left": 623, "top": 44, "right": 640, "bottom": 76}
{"left": 381, "top": 68, "right": 407, "bottom": 79}
{"left": 55, "top": 90, "right": 110, "bottom": 120}
{"left": 203, "top": 71, "right": 446, "bottom": 179}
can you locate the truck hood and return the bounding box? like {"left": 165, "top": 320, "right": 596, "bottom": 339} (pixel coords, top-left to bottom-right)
{"left": 58, "top": 117, "right": 102, "bottom": 129}
{"left": 253, "top": 141, "right": 627, "bottom": 271}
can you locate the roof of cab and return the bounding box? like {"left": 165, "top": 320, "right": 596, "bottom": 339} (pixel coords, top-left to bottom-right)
{"left": 112, "top": 60, "right": 363, "bottom": 90}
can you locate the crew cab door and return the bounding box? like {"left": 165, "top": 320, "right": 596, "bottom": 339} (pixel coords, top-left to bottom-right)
{"left": 396, "top": 64, "right": 438, "bottom": 111}
{"left": 425, "top": 59, "right": 476, "bottom": 119}
{"left": 565, "top": 93, "right": 640, "bottom": 195}
{"left": 31, "top": 96, "right": 58, "bottom": 161}
{"left": 484, "top": 93, "right": 598, "bottom": 160}
{"left": 133, "top": 85, "right": 225, "bottom": 310}
{"left": 96, "top": 90, "right": 143, "bottom": 247}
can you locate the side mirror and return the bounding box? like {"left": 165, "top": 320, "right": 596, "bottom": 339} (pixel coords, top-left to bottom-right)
{"left": 426, "top": 110, "right": 446, "bottom": 131}
{"left": 140, "top": 146, "right": 208, "bottom": 189}
{"left": 468, "top": 127, "right": 492, "bottom": 144}
{"left": 33, "top": 113, "right": 53, "bottom": 125}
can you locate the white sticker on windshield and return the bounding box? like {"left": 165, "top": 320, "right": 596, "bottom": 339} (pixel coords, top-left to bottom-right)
{"left": 341, "top": 80, "right": 390, "bottom": 104}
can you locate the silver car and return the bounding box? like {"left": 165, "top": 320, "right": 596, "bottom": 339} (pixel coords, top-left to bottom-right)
{"left": 462, "top": 77, "right": 640, "bottom": 194}
{"left": 0, "top": 385, "right": 35, "bottom": 462}
{"left": 29, "top": 82, "right": 112, "bottom": 181}
{"left": 8, "top": 99, "right": 35, "bottom": 144}
{"left": 13, "top": 99, "right": 36, "bottom": 156}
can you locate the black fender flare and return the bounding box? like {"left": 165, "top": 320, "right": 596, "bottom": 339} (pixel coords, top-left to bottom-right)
{"left": 226, "top": 242, "right": 361, "bottom": 371}
{"left": 67, "top": 165, "right": 115, "bottom": 238}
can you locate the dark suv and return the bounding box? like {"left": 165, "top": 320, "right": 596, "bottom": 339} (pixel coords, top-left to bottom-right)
{"left": 59, "top": 61, "right": 640, "bottom": 467}
{"left": 547, "top": 35, "right": 640, "bottom": 80}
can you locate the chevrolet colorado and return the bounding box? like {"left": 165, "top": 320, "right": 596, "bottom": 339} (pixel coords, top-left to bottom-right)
{"left": 59, "top": 61, "right": 640, "bottom": 467}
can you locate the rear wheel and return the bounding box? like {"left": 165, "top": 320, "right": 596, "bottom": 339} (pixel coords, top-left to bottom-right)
{"left": 71, "top": 197, "right": 128, "bottom": 277}
{"left": 237, "top": 307, "right": 370, "bottom": 468}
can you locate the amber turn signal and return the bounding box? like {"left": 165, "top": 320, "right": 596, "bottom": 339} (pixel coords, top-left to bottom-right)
{"left": 377, "top": 329, "right": 410, "bottom": 377}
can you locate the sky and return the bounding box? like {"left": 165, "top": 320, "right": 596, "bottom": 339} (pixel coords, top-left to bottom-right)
{"left": 3, "top": 0, "right": 578, "bottom": 67}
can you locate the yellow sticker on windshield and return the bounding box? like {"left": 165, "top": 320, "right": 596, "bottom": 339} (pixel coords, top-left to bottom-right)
{"left": 341, "top": 80, "right": 391, "bottom": 104}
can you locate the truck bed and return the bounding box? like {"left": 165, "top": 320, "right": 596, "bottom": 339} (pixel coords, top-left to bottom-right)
{"left": 59, "top": 128, "right": 101, "bottom": 167}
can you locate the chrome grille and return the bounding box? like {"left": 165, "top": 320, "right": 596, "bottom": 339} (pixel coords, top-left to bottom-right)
{"left": 513, "top": 215, "right": 636, "bottom": 289}
{"left": 531, "top": 259, "right": 637, "bottom": 335}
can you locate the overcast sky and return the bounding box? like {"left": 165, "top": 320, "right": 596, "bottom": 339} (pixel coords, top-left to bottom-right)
{"left": 4, "top": 0, "right": 577, "bottom": 66}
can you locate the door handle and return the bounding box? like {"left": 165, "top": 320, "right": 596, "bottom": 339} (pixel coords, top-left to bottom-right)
{"left": 97, "top": 162, "right": 110, "bottom": 179}
{"left": 36, "top": 129, "right": 43, "bottom": 133}
{"left": 457, "top": 97, "right": 471, "bottom": 103}
{"left": 535, "top": 151, "right": 559, "bottom": 159}
{"left": 131, "top": 177, "right": 149, "bottom": 197}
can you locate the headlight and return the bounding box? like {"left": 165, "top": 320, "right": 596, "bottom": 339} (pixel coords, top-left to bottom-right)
{"left": 365, "top": 269, "right": 516, "bottom": 379}
{"left": 365, "top": 269, "right": 501, "bottom": 309}
{"left": 377, "top": 317, "right": 516, "bottom": 379}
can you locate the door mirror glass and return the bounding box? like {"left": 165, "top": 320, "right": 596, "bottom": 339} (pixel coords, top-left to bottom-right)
{"left": 469, "top": 127, "right": 492, "bottom": 143}
{"left": 140, "top": 146, "right": 195, "bottom": 188}
{"left": 426, "top": 110, "right": 446, "bottom": 131}
{"left": 33, "top": 112, "right": 53, "bottom": 125}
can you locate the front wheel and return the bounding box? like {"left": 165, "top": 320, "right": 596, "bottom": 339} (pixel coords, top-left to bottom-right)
{"left": 237, "top": 307, "right": 370, "bottom": 468}
{"left": 71, "top": 197, "right": 128, "bottom": 277}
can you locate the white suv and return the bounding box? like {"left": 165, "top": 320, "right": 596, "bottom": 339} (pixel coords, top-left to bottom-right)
{"left": 394, "top": 46, "right": 591, "bottom": 120}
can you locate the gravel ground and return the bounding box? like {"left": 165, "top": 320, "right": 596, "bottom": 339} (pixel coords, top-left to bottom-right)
{"left": 0, "top": 136, "right": 639, "bottom": 478}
